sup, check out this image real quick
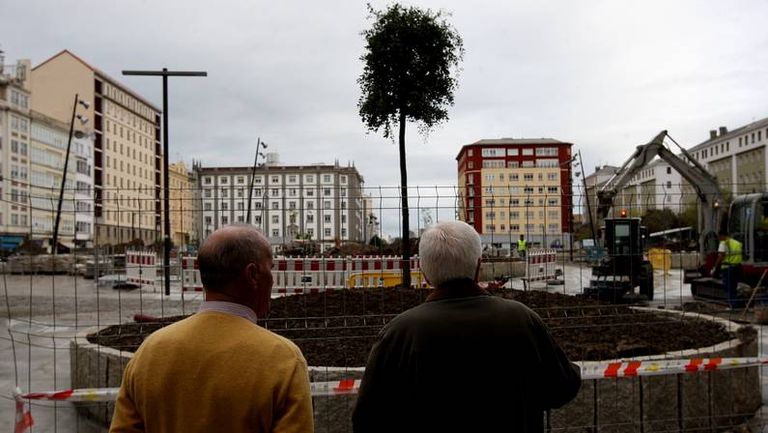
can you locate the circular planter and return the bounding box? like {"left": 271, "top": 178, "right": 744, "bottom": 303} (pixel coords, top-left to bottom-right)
{"left": 70, "top": 309, "right": 760, "bottom": 432}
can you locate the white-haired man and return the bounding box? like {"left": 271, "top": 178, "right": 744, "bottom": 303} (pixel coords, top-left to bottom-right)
{"left": 352, "top": 220, "right": 580, "bottom": 433}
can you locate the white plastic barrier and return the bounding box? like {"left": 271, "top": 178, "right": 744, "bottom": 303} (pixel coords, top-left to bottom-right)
{"left": 181, "top": 256, "right": 423, "bottom": 293}
{"left": 523, "top": 249, "right": 558, "bottom": 288}
{"left": 125, "top": 251, "right": 160, "bottom": 290}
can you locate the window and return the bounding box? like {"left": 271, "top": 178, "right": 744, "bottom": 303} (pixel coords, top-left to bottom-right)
{"left": 272, "top": 229, "right": 279, "bottom": 237}
{"left": 271, "top": 188, "right": 279, "bottom": 197}
{"left": 236, "top": 176, "right": 245, "bottom": 184}
{"left": 305, "top": 175, "right": 315, "bottom": 183}
{"left": 272, "top": 215, "right": 279, "bottom": 223}
{"left": 507, "top": 148, "right": 519, "bottom": 156}
{"left": 237, "top": 202, "right": 244, "bottom": 210}
{"left": 204, "top": 216, "right": 212, "bottom": 225}
{"left": 204, "top": 203, "right": 211, "bottom": 211}
{"left": 481, "top": 148, "right": 504, "bottom": 157}
{"left": 536, "top": 159, "right": 559, "bottom": 168}
{"left": 288, "top": 175, "right": 297, "bottom": 183}
{"left": 221, "top": 216, "right": 229, "bottom": 225}
{"left": 221, "top": 202, "right": 229, "bottom": 211}
{"left": 523, "top": 174, "right": 534, "bottom": 181}
{"left": 482, "top": 160, "right": 504, "bottom": 168}
{"left": 324, "top": 228, "right": 331, "bottom": 237}
{"left": 323, "top": 200, "right": 331, "bottom": 209}
{"left": 220, "top": 177, "right": 228, "bottom": 184}
{"left": 535, "top": 147, "right": 558, "bottom": 156}
{"left": 323, "top": 174, "right": 332, "bottom": 183}
{"left": 522, "top": 149, "right": 534, "bottom": 156}
{"left": 547, "top": 173, "right": 558, "bottom": 181}
{"left": 324, "top": 188, "right": 331, "bottom": 196}
{"left": 467, "top": 161, "right": 474, "bottom": 169}
{"left": 468, "top": 149, "right": 474, "bottom": 156}
{"left": 666, "top": 181, "right": 672, "bottom": 188}
{"left": 289, "top": 201, "right": 297, "bottom": 209}
{"left": 306, "top": 189, "right": 315, "bottom": 197}
{"left": 307, "top": 214, "right": 314, "bottom": 223}
{"left": 272, "top": 202, "right": 279, "bottom": 209}
{"left": 324, "top": 214, "right": 332, "bottom": 223}
{"left": 271, "top": 176, "right": 279, "bottom": 183}
{"left": 204, "top": 189, "right": 212, "bottom": 198}
{"left": 307, "top": 201, "right": 314, "bottom": 209}
{"left": 340, "top": 175, "right": 347, "bottom": 184}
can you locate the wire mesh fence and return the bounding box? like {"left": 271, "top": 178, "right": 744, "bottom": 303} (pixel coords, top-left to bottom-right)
{"left": 1, "top": 183, "right": 767, "bottom": 432}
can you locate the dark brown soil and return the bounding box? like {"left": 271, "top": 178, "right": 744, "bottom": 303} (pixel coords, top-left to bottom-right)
{"left": 88, "top": 288, "right": 738, "bottom": 367}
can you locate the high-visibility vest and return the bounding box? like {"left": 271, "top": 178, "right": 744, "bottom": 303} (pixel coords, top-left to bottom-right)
{"left": 517, "top": 239, "right": 527, "bottom": 251}
{"left": 722, "top": 238, "right": 743, "bottom": 266}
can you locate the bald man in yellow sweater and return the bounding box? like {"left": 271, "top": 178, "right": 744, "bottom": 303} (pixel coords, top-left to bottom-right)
{"left": 110, "top": 225, "right": 314, "bottom": 433}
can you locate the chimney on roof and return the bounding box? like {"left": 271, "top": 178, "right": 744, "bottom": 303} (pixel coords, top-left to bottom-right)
{"left": 719, "top": 126, "right": 728, "bottom": 136}
{"left": 709, "top": 130, "right": 717, "bottom": 139}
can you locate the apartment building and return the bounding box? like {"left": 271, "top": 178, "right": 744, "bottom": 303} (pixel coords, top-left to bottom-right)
{"left": 195, "top": 159, "right": 365, "bottom": 251}
{"left": 169, "top": 161, "right": 197, "bottom": 249}
{"left": 0, "top": 55, "right": 32, "bottom": 250}
{"left": 683, "top": 120, "right": 768, "bottom": 203}
{"left": 31, "top": 50, "right": 162, "bottom": 246}
{"left": 585, "top": 160, "right": 684, "bottom": 221}
{"left": 29, "top": 111, "right": 94, "bottom": 248}
{"left": 456, "top": 138, "right": 573, "bottom": 249}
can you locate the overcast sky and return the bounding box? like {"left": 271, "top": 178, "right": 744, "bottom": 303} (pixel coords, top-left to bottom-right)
{"left": 3, "top": 0, "right": 768, "bottom": 236}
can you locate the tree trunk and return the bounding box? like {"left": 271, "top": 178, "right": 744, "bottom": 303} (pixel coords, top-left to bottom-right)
{"left": 399, "top": 111, "right": 412, "bottom": 289}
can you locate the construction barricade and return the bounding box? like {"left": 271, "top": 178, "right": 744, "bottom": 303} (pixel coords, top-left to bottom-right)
{"left": 180, "top": 255, "right": 425, "bottom": 293}
{"left": 522, "top": 248, "right": 559, "bottom": 289}
{"left": 125, "top": 251, "right": 160, "bottom": 290}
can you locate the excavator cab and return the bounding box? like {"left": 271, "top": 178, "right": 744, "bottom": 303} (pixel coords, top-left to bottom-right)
{"left": 585, "top": 217, "right": 654, "bottom": 303}
{"left": 691, "top": 193, "right": 768, "bottom": 302}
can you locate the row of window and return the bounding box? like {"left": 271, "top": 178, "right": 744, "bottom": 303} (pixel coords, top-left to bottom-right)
{"left": 483, "top": 223, "right": 561, "bottom": 233}
{"left": 697, "top": 128, "right": 768, "bottom": 161}
{"left": 485, "top": 198, "right": 559, "bottom": 207}
{"left": 202, "top": 186, "right": 349, "bottom": 199}
{"left": 485, "top": 210, "right": 560, "bottom": 219}
{"left": 203, "top": 173, "right": 349, "bottom": 185}
{"left": 481, "top": 173, "right": 559, "bottom": 182}
{"left": 483, "top": 186, "right": 559, "bottom": 194}
{"left": 202, "top": 200, "right": 349, "bottom": 211}
{"left": 475, "top": 147, "right": 559, "bottom": 158}
{"left": 472, "top": 159, "right": 561, "bottom": 169}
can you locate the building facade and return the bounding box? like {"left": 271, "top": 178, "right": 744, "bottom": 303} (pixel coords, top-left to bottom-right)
{"left": 683, "top": 121, "right": 768, "bottom": 203}
{"left": 612, "top": 160, "right": 685, "bottom": 216}
{"left": 456, "top": 138, "right": 573, "bottom": 249}
{"left": 0, "top": 56, "right": 32, "bottom": 250}
{"left": 169, "top": 161, "right": 197, "bottom": 249}
{"left": 29, "top": 111, "right": 94, "bottom": 248}
{"left": 31, "top": 50, "right": 162, "bottom": 246}
{"left": 195, "top": 160, "right": 365, "bottom": 252}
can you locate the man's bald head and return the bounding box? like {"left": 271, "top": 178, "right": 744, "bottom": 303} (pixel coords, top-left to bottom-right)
{"left": 198, "top": 225, "right": 271, "bottom": 293}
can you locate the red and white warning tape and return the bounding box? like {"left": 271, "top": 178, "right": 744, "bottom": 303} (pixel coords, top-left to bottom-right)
{"left": 13, "top": 357, "right": 768, "bottom": 432}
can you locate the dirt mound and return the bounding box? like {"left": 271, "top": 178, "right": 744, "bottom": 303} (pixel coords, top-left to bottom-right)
{"left": 88, "top": 288, "right": 735, "bottom": 367}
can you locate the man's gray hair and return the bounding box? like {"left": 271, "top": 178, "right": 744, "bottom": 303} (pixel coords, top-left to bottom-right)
{"left": 418, "top": 220, "right": 482, "bottom": 287}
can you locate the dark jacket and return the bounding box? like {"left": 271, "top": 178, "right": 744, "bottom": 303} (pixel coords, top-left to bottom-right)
{"left": 352, "top": 279, "right": 581, "bottom": 433}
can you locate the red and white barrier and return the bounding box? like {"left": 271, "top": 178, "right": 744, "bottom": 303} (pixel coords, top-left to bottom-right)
{"left": 15, "top": 354, "right": 767, "bottom": 432}
{"left": 181, "top": 256, "right": 423, "bottom": 293}
{"left": 126, "top": 251, "right": 160, "bottom": 290}
{"left": 523, "top": 248, "right": 559, "bottom": 287}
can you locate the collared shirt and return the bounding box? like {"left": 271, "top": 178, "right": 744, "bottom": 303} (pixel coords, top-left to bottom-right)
{"left": 198, "top": 300, "right": 258, "bottom": 325}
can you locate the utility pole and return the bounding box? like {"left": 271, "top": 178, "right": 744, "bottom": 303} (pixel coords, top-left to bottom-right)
{"left": 122, "top": 68, "right": 207, "bottom": 296}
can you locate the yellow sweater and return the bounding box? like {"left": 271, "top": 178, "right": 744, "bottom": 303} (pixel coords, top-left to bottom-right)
{"left": 109, "top": 312, "right": 314, "bottom": 433}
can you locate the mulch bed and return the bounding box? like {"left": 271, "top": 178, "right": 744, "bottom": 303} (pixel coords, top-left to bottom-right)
{"left": 88, "top": 288, "right": 740, "bottom": 367}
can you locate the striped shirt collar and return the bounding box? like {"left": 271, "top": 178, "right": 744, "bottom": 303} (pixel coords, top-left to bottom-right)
{"left": 198, "top": 301, "right": 258, "bottom": 325}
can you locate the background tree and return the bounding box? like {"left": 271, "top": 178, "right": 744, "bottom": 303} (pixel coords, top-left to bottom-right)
{"left": 358, "top": 4, "right": 463, "bottom": 287}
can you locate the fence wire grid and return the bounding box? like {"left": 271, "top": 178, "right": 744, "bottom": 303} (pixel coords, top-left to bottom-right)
{"left": 1, "top": 183, "right": 768, "bottom": 433}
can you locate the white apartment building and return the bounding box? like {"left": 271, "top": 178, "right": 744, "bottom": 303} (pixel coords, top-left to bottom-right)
{"left": 29, "top": 112, "right": 94, "bottom": 248}
{"left": 0, "top": 55, "right": 32, "bottom": 250}
{"left": 615, "top": 159, "right": 685, "bottom": 215}
{"left": 195, "top": 160, "right": 365, "bottom": 252}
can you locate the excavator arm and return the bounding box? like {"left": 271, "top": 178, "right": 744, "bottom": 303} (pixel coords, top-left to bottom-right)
{"left": 596, "top": 130, "right": 723, "bottom": 256}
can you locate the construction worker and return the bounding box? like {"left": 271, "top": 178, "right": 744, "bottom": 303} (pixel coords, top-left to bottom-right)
{"left": 711, "top": 230, "right": 743, "bottom": 308}
{"left": 517, "top": 234, "right": 528, "bottom": 260}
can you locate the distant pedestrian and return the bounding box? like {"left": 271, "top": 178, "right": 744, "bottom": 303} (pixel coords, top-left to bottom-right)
{"left": 518, "top": 234, "right": 528, "bottom": 259}
{"left": 711, "top": 230, "right": 743, "bottom": 308}
{"left": 110, "top": 225, "right": 314, "bottom": 433}
{"left": 352, "top": 221, "right": 581, "bottom": 433}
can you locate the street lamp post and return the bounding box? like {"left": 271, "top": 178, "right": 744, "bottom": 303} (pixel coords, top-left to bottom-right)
{"left": 52, "top": 94, "right": 89, "bottom": 254}
{"left": 246, "top": 138, "right": 268, "bottom": 224}
{"left": 122, "top": 68, "right": 207, "bottom": 296}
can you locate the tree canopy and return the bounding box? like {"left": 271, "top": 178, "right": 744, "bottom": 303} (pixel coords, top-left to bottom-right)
{"left": 358, "top": 4, "right": 463, "bottom": 137}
